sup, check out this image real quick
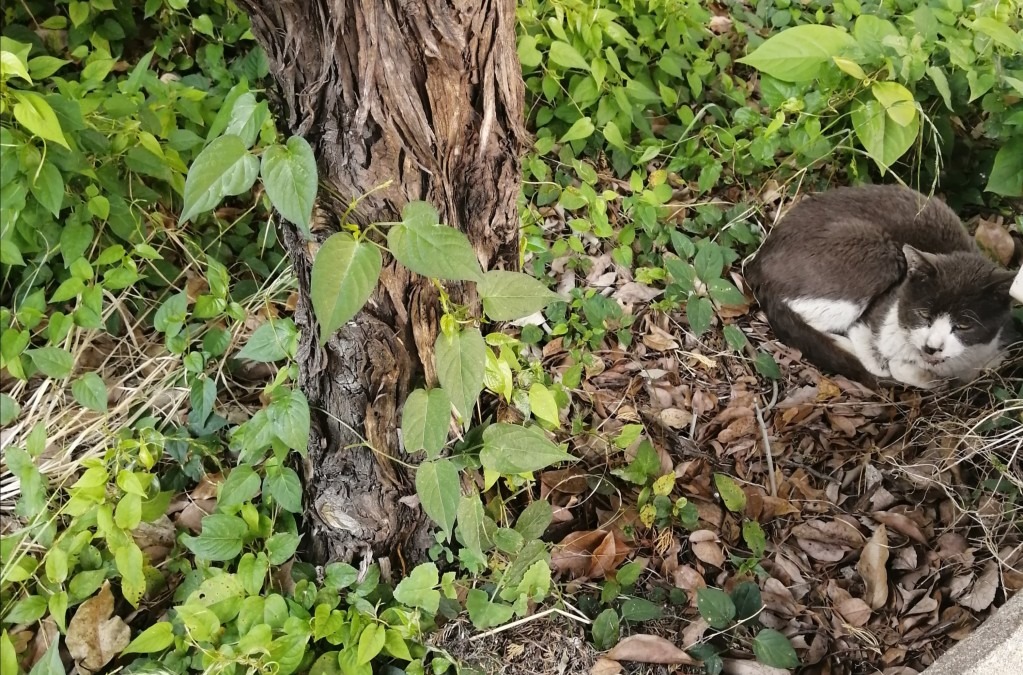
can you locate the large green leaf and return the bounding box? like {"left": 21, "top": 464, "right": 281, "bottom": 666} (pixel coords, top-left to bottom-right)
{"left": 181, "top": 135, "right": 258, "bottom": 222}
{"left": 850, "top": 94, "right": 919, "bottom": 172}
{"left": 986, "top": 138, "right": 1023, "bottom": 197}
{"left": 393, "top": 562, "right": 440, "bottom": 614}
{"left": 310, "top": 233, "right": 382, "bottom": 344}
{"left": 267, "top": 390, "right": 310, "bottom": 454}
{"left": 479, "top": 423, "right": 575, "bottom": 474}
{"left": 753, "top": 629, "right": 800, "bottom": 668}
{"left": 182, "top": 514, "right": 248, "bottom": 561}
{"left": 549, "top": 41, "right": 590, "bottom": 71}
{"left": 260, "top": 137, "right": 318, "bottom": 237}
{"left": 415, "top": 459, "right": 460, "bottom": 537}
{"left": 477, "top": 271, "right": 561, "bottom": 321}
{"left": 29, "top": 162, "right": 63, "bottom": 217}
{"left": 737, "top": 25, "right": 855, "bottom": 82}
{"left": 12, "top": 91, "right": 69, "bottom": 148}
{"left": 387, "top": 202, "right": 483, "bottom": 282}
{"left": 401, "top": 388, "right": 451, "bottom": 458}
{"left": 871, "top": 81, "right": 917, "bottom": 127}
{"left": 436, "top": 326, "right": 486, "bottom": 421}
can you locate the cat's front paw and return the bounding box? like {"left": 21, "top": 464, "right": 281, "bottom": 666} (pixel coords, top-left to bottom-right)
{"left": 889, "top": 360, "right": 944, "bottom": 389}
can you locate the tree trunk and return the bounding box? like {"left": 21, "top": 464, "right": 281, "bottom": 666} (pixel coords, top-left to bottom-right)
{"left": 233, "top": 0, "right": 524, "bottom": 565}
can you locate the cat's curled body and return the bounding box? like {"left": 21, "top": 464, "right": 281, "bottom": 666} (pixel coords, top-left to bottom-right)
{"left": 745, "top": 185, "right": 1015, "bottom": 389}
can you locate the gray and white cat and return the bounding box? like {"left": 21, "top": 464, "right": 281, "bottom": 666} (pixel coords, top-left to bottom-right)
{"left": 745, "top": 185, "right": 1016, "bottom": 389}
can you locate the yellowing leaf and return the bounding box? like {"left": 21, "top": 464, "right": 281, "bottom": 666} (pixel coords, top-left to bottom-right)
{"left": 871, "top": 81, "right": 917, "bottom": 127}
{"left": 12, "top": 91, "right": 69, "bottom": 148}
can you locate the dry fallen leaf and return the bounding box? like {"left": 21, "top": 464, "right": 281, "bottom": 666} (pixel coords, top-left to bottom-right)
{"left": 606, "top": 634, "right": 697, "bottom": 665}
{"left": 589, "top": 657, "right": 624, "bottom": 675}
{"left": 722, "top": 658, "right": 792, "bottom": 675}
{"left": 66, "top": 581, "right": 131, "bottom": 674}
{"left": 974, "top": 218, "right": 1015, "bottom": 266}
{"left": 959, "top": 561, "right": 999, "bottom": 611}
{"left": 858, "top": 525, "right": 889, "bottom": 610}
{"left": 836, "top": 597, "right": 872, "bottom": 627}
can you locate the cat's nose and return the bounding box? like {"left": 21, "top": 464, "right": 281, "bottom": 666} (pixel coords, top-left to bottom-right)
{"left": 923, "top": 345, "right": 939, "bottom": 355}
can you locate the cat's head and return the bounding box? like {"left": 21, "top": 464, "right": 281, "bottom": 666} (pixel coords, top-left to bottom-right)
{"left": 897, "top": 245, "right": 1014, "bottom": 365}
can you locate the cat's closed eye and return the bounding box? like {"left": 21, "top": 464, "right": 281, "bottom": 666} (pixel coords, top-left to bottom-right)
{"left": 915, "top": 309, "right": 931, "bottom": 321}
{"left": 955, "top": 319, "right": 973, "bottom": 331}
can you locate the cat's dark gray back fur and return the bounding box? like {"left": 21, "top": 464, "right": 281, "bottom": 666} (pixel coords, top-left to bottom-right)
{"left": 746, "top": 184, "right": 974, "bottom": 304}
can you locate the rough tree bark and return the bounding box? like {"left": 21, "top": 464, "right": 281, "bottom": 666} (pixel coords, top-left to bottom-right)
{"left": 233, "top": 0, "right": 524, "bottom": 565}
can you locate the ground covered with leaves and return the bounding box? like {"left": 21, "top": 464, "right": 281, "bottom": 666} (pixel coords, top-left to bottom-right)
{"left": 1, "top": 0, "right": 1021, "bottom": 674}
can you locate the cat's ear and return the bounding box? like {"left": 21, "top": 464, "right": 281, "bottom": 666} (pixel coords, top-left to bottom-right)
{"left": 985, "top": 268, "right": 1015, "bottom": 296}
{"left": 903, "top": 245, "right": 937, "bottom": 278}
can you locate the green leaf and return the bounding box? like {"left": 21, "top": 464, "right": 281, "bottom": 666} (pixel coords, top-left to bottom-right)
{"left": 477, "top": 271, "right": 560, "bottom": 321}
{"left": 755, "top": 351, "right": 783, "bottom": 380}
{"left": 357, "top": 623, "right": 385, "bottom": 665}
{"left": 5, "top": 595, "right": 47, "bottom": 624}
{"left": 603, "top": 121, "right": 626, "bottom": 149}
{"left": 28, "top": 637, "right": 62, "bottom": 675}
{"left": 731, "top": 581, "right": 764, "bottom": 623}
{"left": 613, "top": 439, "right": 659, "bottom": 484}
{"left": 219, "top": 465, "right": 262, "bottom": 507}
{"left": 12, "top": 91, "right": 69, "bottom": 148}
{"left": 694, "top": 243, "right": 724, "bottom": 282}
{"left": 479, "top": 423, "right": 574, "bottom": 474}
{"left": 708, "top": 279, "right": 746, "bottom": 307}
{"left": 388, "top": 209, "right": 483, "bottom": 282}
{"left": 713, "top": 473, "right": 747, "bottom": 512}
{"left": 383, "top": 628, "right": 412, "bottom": 661}
{"left": 1, "top": 393, "right": 21, "bottom": 426}
{"left": 466, "top": 589, "right": 514, "bottom": 629}
{"left": 696, "top": 587, "right": 736, "bottom": 629}
{"left": 183, "top": 514, "right": 248, "bottom": 561}
{"left": 415, "top": 459, "right": 460, "bottom": 537}
{"left": 558, "top": 116, "right": 595, "bottom": 144}
{"left": 71, "top": 373, "right": 107, "bottom": 412}
{"left": 527, "top": 383, "right": 559, "bottom": 425}
{"left": 265, "top": 532, "right": 300, "bottom": 565}
{"left": 926, "top": 67, "right": 953, "bottom": 111}
{"left": 514, "top": 500, "right": 552, "bottom": 540}
{"left": 1, "top": 50, "right": 32, "bottom": 82}
{"left": 972, "top": 17, "right": 1023, "bottom": 52}
{"left": 753, "top": 629, "right": 800, "bottom": 668}
{"left": 401, "top": 388, "right": 451, "bottom": 458}
{"left": 237, "top": 319, "right": 298, "bottom": 362}
{"left": 115, "top": 541, "right": 146, "bottom": 607}
{"left": 310, "top": 233, "right": 382, "bottom": 344}
{"left": 393, "top": 562, "right": 441, "bottom": 614}
{"left": 871, "top": 82, "right": 917, "bottom": 127}
{"left": 850, "top": 94, "right": 919, "bottom": 173}
{"left": 723, "top": 324, "right": 748, "bottom": 351}
{"left": 456, "top": 494, "right": 495, "bottom": 559}
{"left": 29, "top": 162, "right": 63, "bottom": 217}
{"left": 737, "top": 25, "right": 856, "bottom": 82}
{"left": 26, "top": 347, "right": 73, "bottom": 379}
{"left": 620, "top": 597, "right": 664, "bottom": 622}
{"left": 436, "top": 326, "right": 486, "bottom": 421}
{"left": 181, "top": 135, "right": 258, "bottom": 222}
{"left": 1, "top": 631, "right": 18, "bottom": 675}
{"left": 986, "top": 138, "right": 1023, "bottom": 197}
{"left": 743, "top": 520, "right": 767, "bottom": 558}
{"left": 686, "top": 296, "right": 713, "bottom": 336}
{"left": 517, "top": 36, "right": 542, "bottom": 68}
{"left": 261, "top": 137, "right": 318, "bottom": 237}
{"left": 123, "top": 621, "right": 174, "bottom": 655}
{"left": 591, "top": 609, "right": 619, "bottom": 650}
{"left": 224, "top": 93, "right": 268, "bottom": 148}
{"left": 267, "top": 389, "right": 310, "bottom": 453}
{"left": 265, "top": 465, "right": 303, "bottom": 513}
{"left": 549, "top": 41, "right": 590, "bottom": 71}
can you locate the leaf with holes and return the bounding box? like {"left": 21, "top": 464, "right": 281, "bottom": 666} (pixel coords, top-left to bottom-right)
{"left": 310, "top": 233, "right": 382, "bottom": 344}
